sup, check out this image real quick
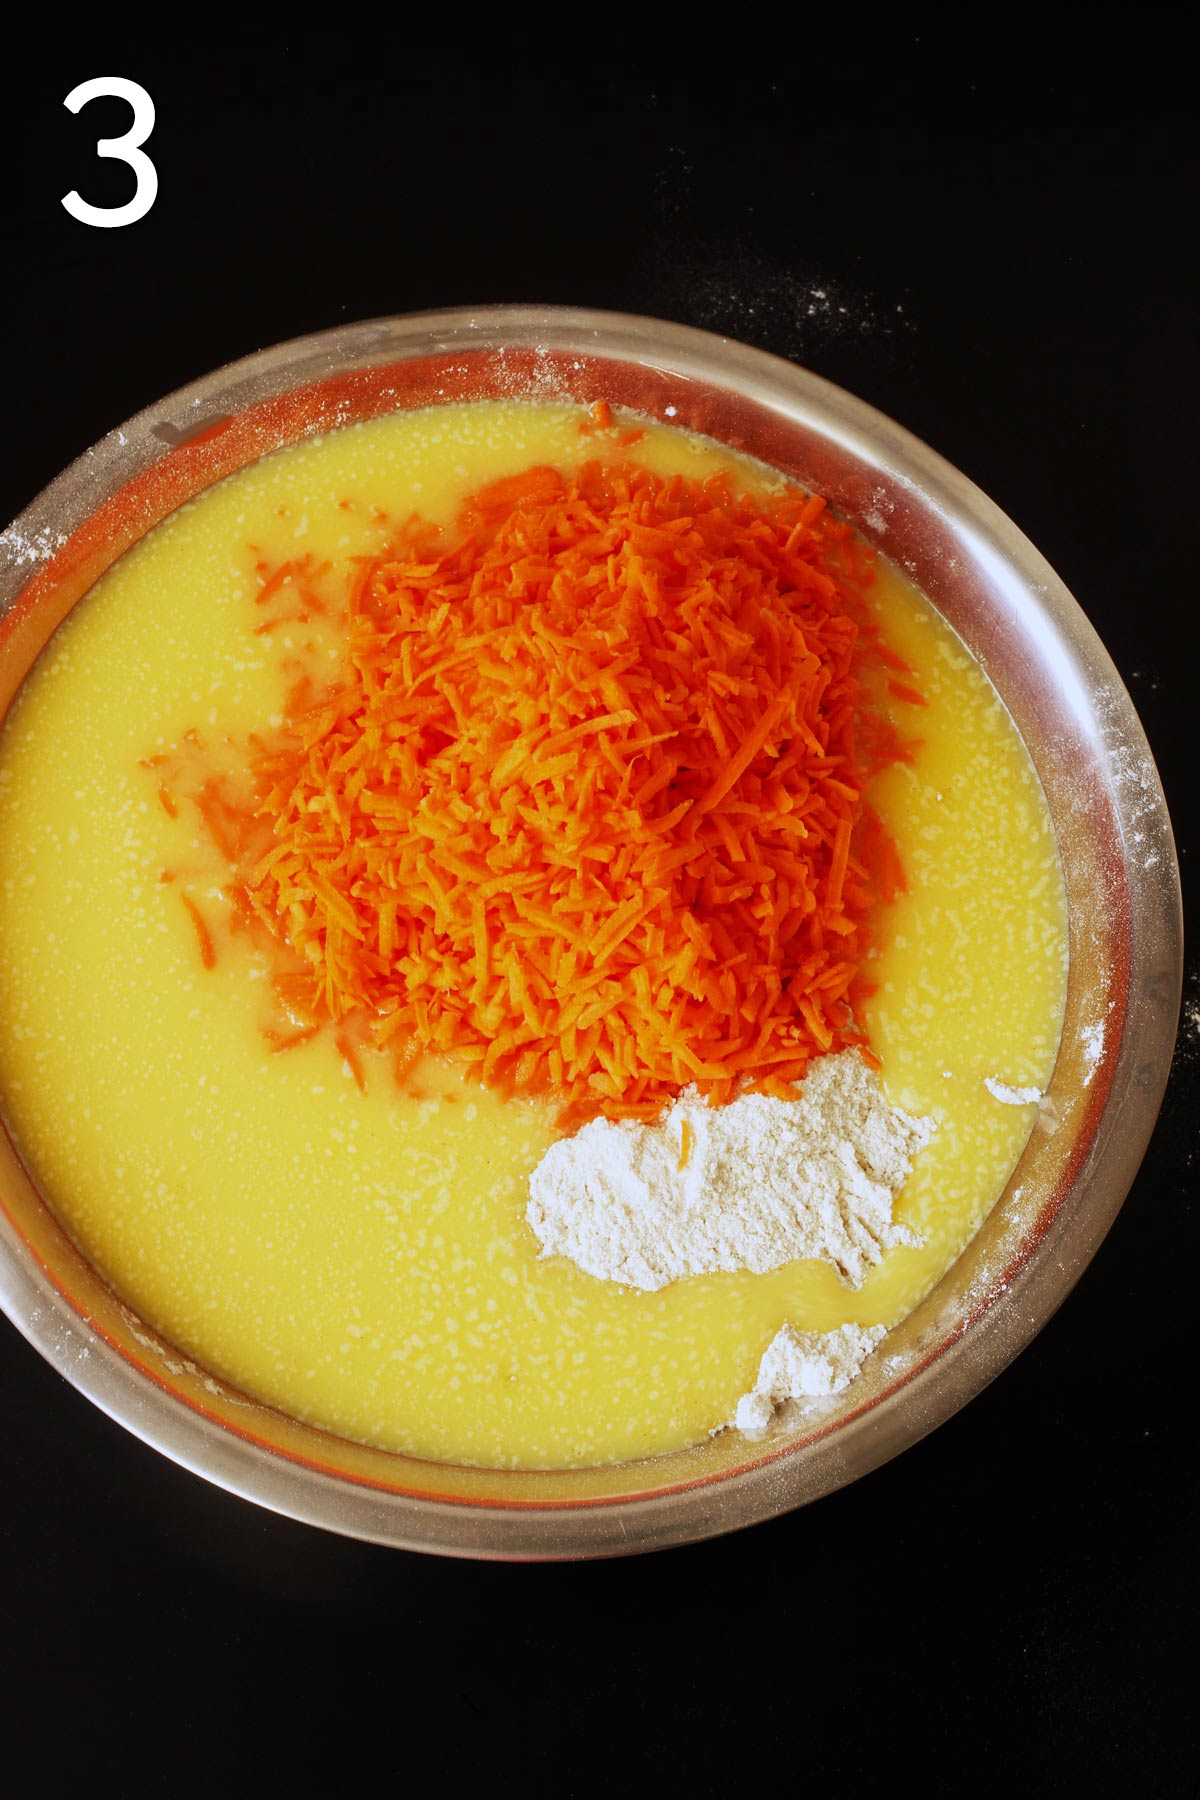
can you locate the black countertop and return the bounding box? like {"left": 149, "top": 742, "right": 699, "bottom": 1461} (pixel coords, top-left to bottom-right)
{"left": 1, "top": 32, "right": 1194, "bottom": 1797}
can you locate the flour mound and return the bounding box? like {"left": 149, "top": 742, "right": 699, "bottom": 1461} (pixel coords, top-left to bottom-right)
{"left": 526, "top": 1049, "right": 934, "bottom": 1291}
{"left": 733, "top": 1321, "right": 887, "bottom": 1432}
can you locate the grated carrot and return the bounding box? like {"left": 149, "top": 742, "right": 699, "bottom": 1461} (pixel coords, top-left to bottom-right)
{"left": 179, "top": 453, "right": 920, "bottom": 1124}
{"left": 887, "top": 678, "right": 929, "bottom": 708}
{"left": 180, "top": 894, "right": 217, "bottom": 970}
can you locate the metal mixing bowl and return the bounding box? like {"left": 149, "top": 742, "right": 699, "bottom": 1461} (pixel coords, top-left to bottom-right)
{"left": 0, "top": 306, "right": 1181, "bottom": 1556}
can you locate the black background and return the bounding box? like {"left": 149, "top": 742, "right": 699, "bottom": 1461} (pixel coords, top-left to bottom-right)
{"left": 1, "top": 27, "right": 1196, "bottom": 1798}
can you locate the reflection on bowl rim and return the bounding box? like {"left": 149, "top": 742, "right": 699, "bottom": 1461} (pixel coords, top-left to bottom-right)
{"left": 0, "top": 306, "right": 1182, "bottom": 1558}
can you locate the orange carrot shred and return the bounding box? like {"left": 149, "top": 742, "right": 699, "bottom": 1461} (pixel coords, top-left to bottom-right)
{"left": 887, "top": 678, "right": 929, "bottom": 708}
{"left": 180, "top": 894, "right": 217, "bottom": 970}
{"left": 335, "top": 1031, "right": 367, "bottom": 1093}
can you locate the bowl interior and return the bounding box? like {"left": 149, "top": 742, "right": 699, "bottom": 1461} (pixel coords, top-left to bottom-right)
{"left": 0, "top": 308, "right": 1181, "bottom": 1555}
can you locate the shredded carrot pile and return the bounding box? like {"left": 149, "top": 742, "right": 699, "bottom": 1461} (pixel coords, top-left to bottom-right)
{"left": 192, "top": 453, "right": 919, "bottom": 1124}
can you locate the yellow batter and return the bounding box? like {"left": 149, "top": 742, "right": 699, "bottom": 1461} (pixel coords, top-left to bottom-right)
{"left": 0, "top": 401, "right": 1068, "bottom": 1467}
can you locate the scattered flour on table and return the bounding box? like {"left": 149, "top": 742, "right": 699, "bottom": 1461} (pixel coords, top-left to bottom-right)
{"left": 526, "top": 1049, "right": 935, "bottom": 1291}
{"left": 984, "top": 1076, "right": 1043, "bottom": 1106}
{"left": 733, "top": 1321, "right": 887, "bottom": 1432}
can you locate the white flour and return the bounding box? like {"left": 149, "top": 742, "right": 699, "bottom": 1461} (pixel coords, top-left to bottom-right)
{"left": 984, "top": 1076, "right": 1043, "bottom": 1106}
{"left": 733, "top": 1321, "right": 887, "bottom": 1432}
{"left": 1080, "top": 1018, "right": 1107, "bottom": 1086}
{"left": 527, "top": 1050, "right": 934, "bottom": 1292}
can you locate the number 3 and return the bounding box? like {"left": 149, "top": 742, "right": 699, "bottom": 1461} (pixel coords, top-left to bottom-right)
{"left": 62, "top": 77, "right": 158, "bottom": 228}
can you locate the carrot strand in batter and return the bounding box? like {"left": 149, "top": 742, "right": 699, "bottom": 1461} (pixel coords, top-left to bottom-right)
{"left": 180, "top": 894, "right": 217, "bottom": 970}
